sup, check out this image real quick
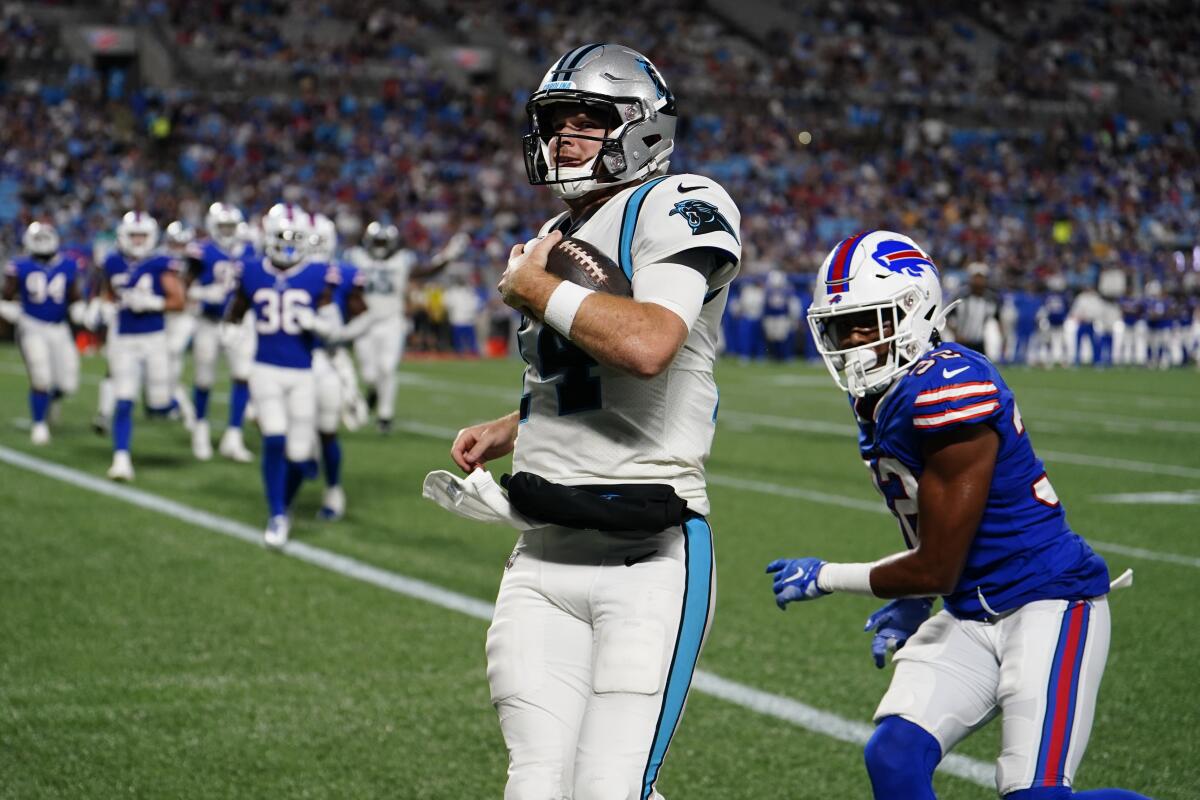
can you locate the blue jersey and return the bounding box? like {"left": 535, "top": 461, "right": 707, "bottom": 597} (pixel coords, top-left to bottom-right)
{"left": 104, "top": 252, "right": 179, "bottom": 335}
{"left": 1041, "top": 292, "right": 1070, "bottom": 326}
{"left": 189, "top": 239, "right": 253, "bottom": 319}
{"left": 763, "top": 287, "right": 794, "bottom": 318}
{"left": 1145, "top": 298, "right": 1173, "bottom": 330}
{"left": 5, "top": 255, "right": 80, "bottom": 324}
{"left": 852, "top": 343, "right": 1109, "bottom": 620}
{"left": 239, "top": 256, "right": 336, "bottom": 369}
{"left": 1119, "top": 296, "right": 1143, "bottom": 325}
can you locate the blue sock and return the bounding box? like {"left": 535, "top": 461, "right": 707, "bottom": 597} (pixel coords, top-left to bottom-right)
{"left": 285, "top": 460, "right": 305, "bottom": 507}
{"left": 864, "top": 717, "right": 940, "bottom": 800}
{"left": 1074, "top": 792, "right": 1154, "bottom": 799}
{"left": 229, "top": 381, "right": 250, "bottom": 429}
{"left": 1007, "top": 789, "right": 1153, "bottom": 799}
{"left": 30, "top": 390, "right": 50, "bottom": 423}
{"left": 193, "top": 386, "right": 210, "bottom": 421}
{"left": 261, "top": 435, "right": 287, "bottom": 518}
{"left": 113, "top": 399, "right": 134, "bottom": 452}
{"left": 299, "top": 458, "right": 319, "bottom": 480}
{"left": 320, "top": 436, "right": 342, "bottom": 488}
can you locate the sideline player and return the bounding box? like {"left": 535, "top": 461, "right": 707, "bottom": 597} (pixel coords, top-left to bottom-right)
{"left": 766, "top": 230, "right": 1150, "bottom": 800}
{"left": 1, "top": 222, "right": 85, "bottom": 445}
{"left": 225, "top": 204, "right": 340, "bottom": 547}
{"left": 445, "top": 45, "right": 740, "bottom": 799}
{"left": 346, "top": 221, "right": 466, "bottom": 432}
{"left": 163, "top": 221, "right": 197, "bottom": 429}
{"left": 187, "top": 202, "right": 256, "bottom": 462}
{"left": 101, "top": 211, "right": 186, "bottom": 480}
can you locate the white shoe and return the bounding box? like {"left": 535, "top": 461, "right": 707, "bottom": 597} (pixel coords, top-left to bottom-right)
{"left": 107, "top": 451, "right": 134, "bottom": 482}
{"left": 263, "top": 514, "right": 290, "bottom": 549}
{"left": 30, "top": 422, "right": 50, "bottom": 446}
{"left": 192, "top": 420, "right": 213, "bottom": 461}
{"left": 219, "top": 428, "right": 254, "bottom": 463}
{"left": 318, "top": 485, "right": 345, "bottom": 521}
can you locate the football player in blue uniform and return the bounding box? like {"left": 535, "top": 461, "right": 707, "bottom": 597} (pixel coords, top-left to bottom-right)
{"left": 224, "top": 204, "right": 341, "bottom": 548}
{"left": 186, "top": 202, "right": 257, "bottom": 462}
{"left": 766, "top": 231, "right": 1149, "bottom": 800}
{"left": 1, "top": 222, "right": 86, "bottom": 445}
{"left": 100, "top": 211, "right": 186, "bottom": 481}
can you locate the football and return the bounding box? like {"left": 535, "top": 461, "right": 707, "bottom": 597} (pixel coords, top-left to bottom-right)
{"left": 544, "top": 236, "right": 631, "bottom": 296}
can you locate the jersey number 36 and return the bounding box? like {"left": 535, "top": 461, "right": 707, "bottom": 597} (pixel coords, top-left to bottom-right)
{"left": 253, "top": 288, "right": 311, "bottom": 335}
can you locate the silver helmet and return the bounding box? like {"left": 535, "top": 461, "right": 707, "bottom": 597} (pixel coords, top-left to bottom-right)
{"left": 523, "top": 44, "right": 676, "bottom": 199}
{"left": 363, "top": 221, "right": 400, "bottom": 260}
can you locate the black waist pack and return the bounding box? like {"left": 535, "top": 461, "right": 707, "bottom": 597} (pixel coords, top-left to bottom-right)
{"left": 502, "top": 471, "right": 688, "bottom": 536}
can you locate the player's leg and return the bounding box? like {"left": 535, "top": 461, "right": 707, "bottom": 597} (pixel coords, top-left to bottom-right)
{"left": 866, "top": 610, "right": 1001, "bottom": 799}
{"left": 143, "top": 333, "right": 174, "bottom": 416}
{"left": 488, "top": 529, "right": 594, "bottom": 800}
{"left": 995, "top": 598, "right": 1148, "bottom": 799}
{"left": 374, "top": 316, "right": 403, "bottom": 430}
{"left": 313, "top": 351, "right": 345, "bottom": 519}
{"left": 190, "top": 318, "right": 219, "bottom": 459}
{"left": 50, "top": 321, "right": 80, "bottom": 399}
{"left": 282, "top": 368, "right": 317, "bottom": 520}
{"left": 18, "top": 321, "right": 54, "bottom": 444}
{"left": 107, "top": 336, "right": 142, "bottom": 480}
{"left": 331, "top": 346, "right": 367, "bottom": 431}
{"left": 220, "top": 321, "right": 256, "bottom": 462}
{"left": 571, "top": 518, "right": 715, "bottom": 800}
{"left": 250, "top": 364, "right": 290, "bottom": 543}
{"left": 165, "top": 312, "right": 195, "bottom": 428}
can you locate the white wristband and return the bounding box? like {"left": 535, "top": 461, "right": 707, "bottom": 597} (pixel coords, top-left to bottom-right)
{"left": 543, "top": 280, "right": 594, "bottom": 339}
{"left": 817, "top": 562, "right": 877, "bottom": 596}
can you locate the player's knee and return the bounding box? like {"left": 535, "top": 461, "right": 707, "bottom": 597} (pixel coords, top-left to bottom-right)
{"left": 864, "top": 716, "right": 940, "bottom": 791}
{"left": 573, "top": 771, "right": 636, "bottom": 800}
{"left": 503, "top": 769, "right": 560, "bottom": 800}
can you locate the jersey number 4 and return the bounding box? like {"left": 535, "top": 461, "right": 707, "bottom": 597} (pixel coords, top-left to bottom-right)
{"left": 522, "top": 327, "right": 601, "bottom": 416}
{"left": 253, "top": 288, "right": 311, "bottom": 335}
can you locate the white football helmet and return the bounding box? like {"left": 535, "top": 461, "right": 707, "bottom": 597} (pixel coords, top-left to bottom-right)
{"left": 310, "top": 213, "right": 337, "bottom": 262}
{"left": 206, "top": 202, "right": 245, "bottom": 251}
{"left": 117, "top": 211, "right": 160, "bottom": 259}
{"left": 524, "top": 44, "right": 676, "bottom": 199}
{"left": 164, "top": 220, "right": 195, "bottom": 254}
{"left": 262, "top": 203, "right": 312, "bottom": 268}
{"left": 807, "top": 230, "right": 946, "bottom": 397}
{"left": 23, "top": 221, "right": 60, "bottom": 257}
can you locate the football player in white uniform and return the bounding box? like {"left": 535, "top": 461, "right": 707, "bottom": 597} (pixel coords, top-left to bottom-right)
{"left": 346, "top": 221, "right": 467, "bottom": 432}
{"left": 1, "top": 222, "right": 85, "bottom": 445}
{"left": 443, "top": 45, "right": 740, "bottom": 800}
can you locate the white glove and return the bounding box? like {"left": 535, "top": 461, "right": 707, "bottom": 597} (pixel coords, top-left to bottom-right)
{"left": 295, "top": 303, "right": 342, "bottom": 340}
{"left": 422, "top": 469, "right": 551, "bottom": 531}
{"left": 328, "top": 309, "right": 374, "bottom": 343}
{"left": 121, "top": 289, "right": 165, "bottom": 313}
{"left": 0, "top": 300, "right": 21, "bottom": 325}
{"left": 218, "top": 321, "right": 243, "bottom": 350}
{"left": 187, "top": 282, "right": 228, "bottom": 305}
{"left": 68, "top": 301, "right": 87, "bottom": 327}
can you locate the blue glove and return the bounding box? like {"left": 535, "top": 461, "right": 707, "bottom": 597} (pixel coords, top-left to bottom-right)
{"left": 766, "top": 557, "right": 830, "bottom": 609}
{"left": 864, "top": 598, "right": 934, "bottom": 668}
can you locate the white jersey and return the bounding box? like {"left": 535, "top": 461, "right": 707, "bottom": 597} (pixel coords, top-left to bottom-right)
{"left": 513, "top": 173, "right": 742, "bottom": 516}
{"left": 346, "top": 247, "right": 417, "bottom": 319}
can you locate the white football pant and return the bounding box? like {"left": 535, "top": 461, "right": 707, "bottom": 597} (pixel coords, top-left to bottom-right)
{"left": 312, "top": 349, "right": 341, "bottom": 435}
{"left": 18, "top": 316, "right": 79, "bottom": 394}
{"left": 192, "top": 316, "right": 254, "bottom": 388}
{"left": 1111, "top": 320, "right": 1147, "bottom": 365}
{"left": 488, "top": 519, "right": 714, "bottom": 800}
{"left": 109, "top": 331, "right": 171, "bottom": 407}
{"left": 165, "top": 311, "right": 194, "bottom": 387}
{"left": 354, "top": 315, "right": 403, "bottom": 420}
{"left": 875, "top": 597, "right": 1110, "bottom": 796}
{"left": 249, "top": 363, "right": 315, "bottom": 462}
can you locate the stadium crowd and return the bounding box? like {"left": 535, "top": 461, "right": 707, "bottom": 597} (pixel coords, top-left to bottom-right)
{"left": 2, "top": 0, "right": 1198, "bottom": 366}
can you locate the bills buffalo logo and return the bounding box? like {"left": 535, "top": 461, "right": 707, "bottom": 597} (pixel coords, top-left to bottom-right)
{"left": 872, "top": 240, "right": 937, "bottom": 277}
{"left": 670, "top": 200, "right": 738, "bottom": 241}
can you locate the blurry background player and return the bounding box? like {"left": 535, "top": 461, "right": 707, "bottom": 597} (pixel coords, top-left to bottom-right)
{"left": 186, "top": 202, "right": 256, "bottom": 462}
{"left": 1036, "top": 275, "right": 1072, "bottom": 368}
{"left": 767, "top": 230, "right": 1149, "bottom": 800}
{"left": 443, "top": 274, "right": 482, "bottom": 356}
{"left": 762, "top": 269, "right": 802, "bottom": 361}
{"left": 100, "top": 211, "right": 186, "bottom": 481}
{"left": 1, "top": 222, "right": 85, "bottom": 445}
{"left": 225, "top": 204, "right": 341, "bottom": 547}
{"left": 345, "top": 222, "right": 467, "bottom": 432}
{"left": 163, "top": 221, "right": 198, "bottom": 429}
{"left": 948, "top": 261, "right": 1000, "bottom": 357}
{"left": 308, "top": 213, "right": 370, "bottom": 521}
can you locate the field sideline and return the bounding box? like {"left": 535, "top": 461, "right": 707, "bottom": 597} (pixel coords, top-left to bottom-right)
{"left": 1, "top": 345, "right": 1197, "bottom": 798}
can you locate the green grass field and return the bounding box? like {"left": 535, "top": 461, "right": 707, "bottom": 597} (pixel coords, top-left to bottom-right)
{"left": 1, "top": 344, "right": 1197, "bottom": 799}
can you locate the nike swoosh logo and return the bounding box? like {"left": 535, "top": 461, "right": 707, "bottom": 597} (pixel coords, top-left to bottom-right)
{"left": 677, "top": 184, "right": 708, "bottom": 193}
{"left": 943, "top": 366, "right": 971, "bottom": 379}
{"left": 782, "top": 567, "right": 806, "bottom": 584}
{"left": 624, "top": 550, "right": 658, "bottom": 567}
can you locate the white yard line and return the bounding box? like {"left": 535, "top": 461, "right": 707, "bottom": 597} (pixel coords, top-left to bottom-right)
{"left": 0, "top": 444, "right": 992, "bottom": 788}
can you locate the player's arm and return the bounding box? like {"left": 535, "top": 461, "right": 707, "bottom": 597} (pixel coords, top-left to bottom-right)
{"left": 499, "top": 231, "right": 691, "bottom": 379}
{"left": 412, "top": 231, "right": 470, "bottom": 279}
{"left": 223, "top": 285, "right": 249, "bottom": 324}
{"left": 161, "top": 269, "right": 185, "bottom": 312}
{"left": 450, "top": 410, "right": 520, "bottom": 473}
{"left": 0, "top": 270, "right": 19, "bottom": 323}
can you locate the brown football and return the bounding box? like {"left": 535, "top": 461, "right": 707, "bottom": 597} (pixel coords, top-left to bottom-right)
{"left": 544, "top": 236, "right": 631, "bottom": 296}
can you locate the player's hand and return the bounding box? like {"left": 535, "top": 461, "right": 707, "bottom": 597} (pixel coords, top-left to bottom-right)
{"left": 218, "top": 321, "right": 243, "bottom": 349}
{"left": 451, "top": 413, "right": 519, "bottom": 473}
{"left": 498, "top": 230, "right": 562, "bottom": 314}
{"left": 765, "top": 557, "right": 830, "bottom": 609}
{"left": 442, "top": 231, "right": 471, "bottom": 261}
{"left": 864, "top": 598, "right": 933, "bottom": 669}
{"left": 121, "top": 289, "right": 164, "bottom": 313}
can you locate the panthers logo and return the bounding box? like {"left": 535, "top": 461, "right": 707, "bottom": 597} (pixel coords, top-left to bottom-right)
{"left": 670, "top": 200, "right": 738, "bottom": 241}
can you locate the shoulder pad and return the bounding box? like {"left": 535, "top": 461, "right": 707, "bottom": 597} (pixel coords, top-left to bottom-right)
{"left": 632, "top": 174, "right": 741, "bottom": 279}
{"left": 902, "top": 346, "right": 1003, "bottom": 434}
